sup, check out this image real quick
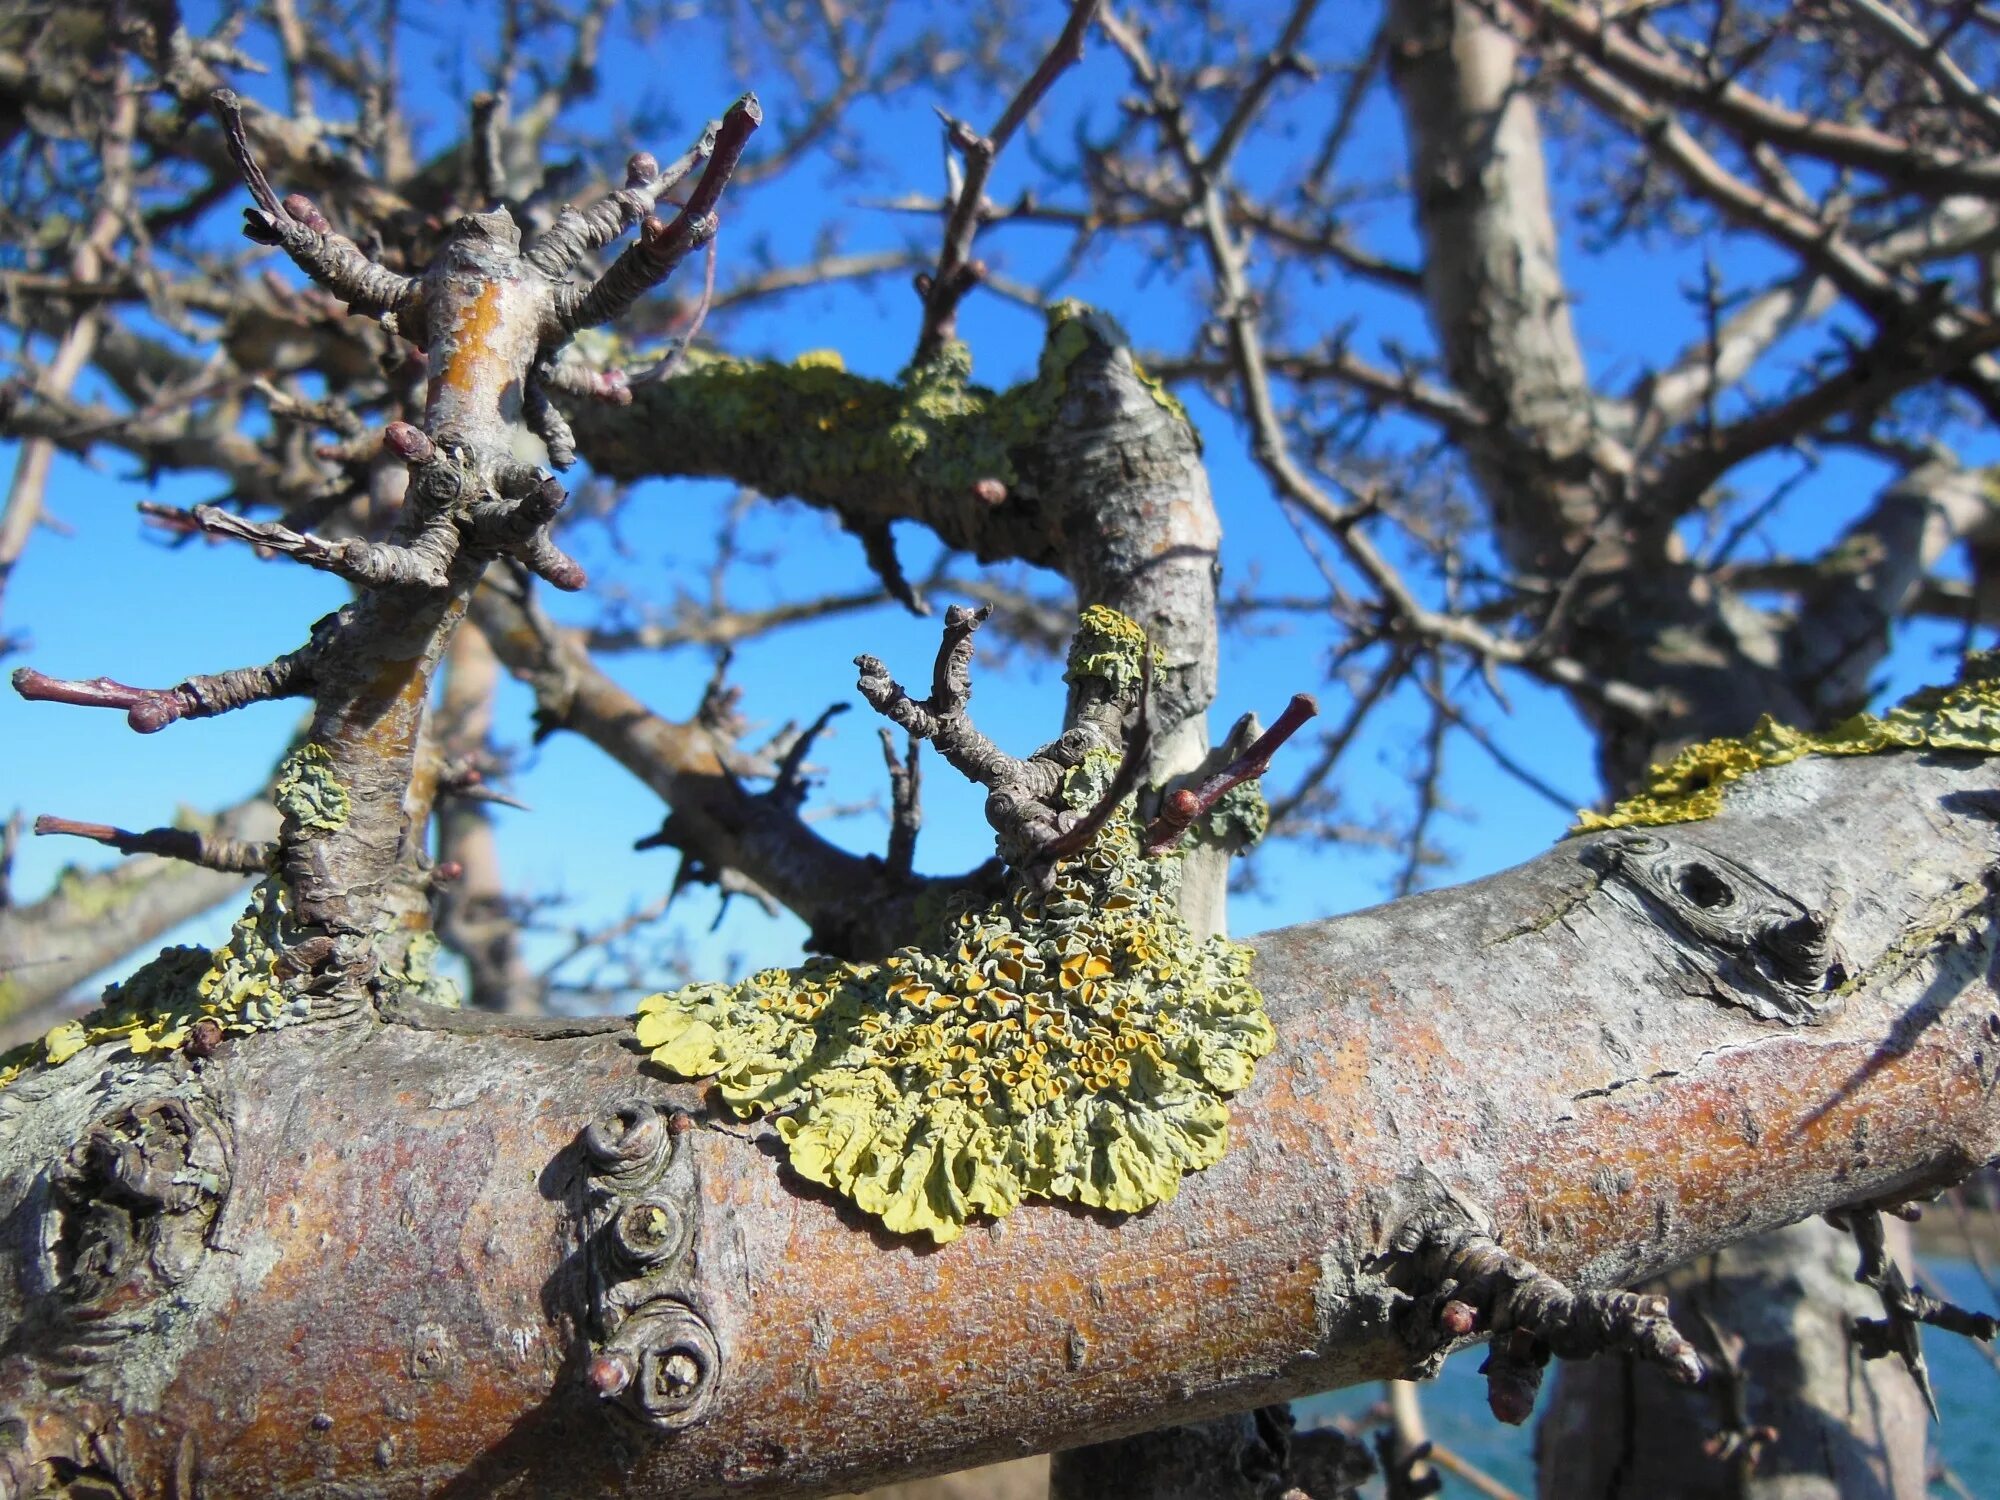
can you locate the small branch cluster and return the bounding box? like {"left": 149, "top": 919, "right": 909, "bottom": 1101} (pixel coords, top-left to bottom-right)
{"left": 1835, "top": 1204, "right": 1999, "bottom": 1417}
{"left": 912, "top": 0, "right": 1101, "bottom": 362}
{"left": 1398, "top": 1228, "right": 1705, "bottom": 1425}
{"left": 856, "top": 604, "right": 1112, "bottom": 857}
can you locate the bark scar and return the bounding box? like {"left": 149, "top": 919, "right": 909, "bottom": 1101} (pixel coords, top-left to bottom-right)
{"left": 1580, "top": 829, "right": 1846, "bottom": 1024}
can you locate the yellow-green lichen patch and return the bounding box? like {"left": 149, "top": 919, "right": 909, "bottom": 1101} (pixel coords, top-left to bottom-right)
{"left": 274, "top": 742, "right": 351, "bottom": 831}
{"left": 1065, "top": 603, "right": 1158, "bottom": 698}
{"left": 634, "top": 812, "right": 1272, "bottom": 1244}
{"left": 1575, "top": 654, "right": 2000, "bottom": 832}
{"left": 382, "top": 928, "right": 461, "bottom": 1009}
{"left": 0, "top": 879, "right": 316, "bottom": 1090}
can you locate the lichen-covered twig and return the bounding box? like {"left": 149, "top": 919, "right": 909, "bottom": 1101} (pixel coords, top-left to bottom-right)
{"left": 1400, "top": 1229, "right": 1705, "bottom": 1425}
{"left": 1837, "top": 1205, "right": 1999, "bottom": 1417}
{"left": 1035, "top": 653, "right": 1153, "bottom": 862}
{"left": 33, "top": 815, "right": 274, "bottom": 876}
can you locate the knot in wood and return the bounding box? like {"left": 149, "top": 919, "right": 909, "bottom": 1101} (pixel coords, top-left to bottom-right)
{"left": 577, "top": 1100, "right": 718, "bottom": 1431}
{"left": 52, "top": 1096, "right": 231, "bottom": 1310}
{"left": 1582, "top": 830, "right": 1846, "bottom": 1024}
{"left": 581, "top": 1099, "right": 673, "bottom": 1188}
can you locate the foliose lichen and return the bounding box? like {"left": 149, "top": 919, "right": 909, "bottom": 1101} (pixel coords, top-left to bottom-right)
{"left": 274, "top": 741, "right": 351, "bottom": 831}
{"left": 1575, "top": 652, "right": 2000, "bottom": 833}
{"left": 381, "top": 928, "right": 462, "bottom": 1010}
{"left": 634, "top": 610, "right": 1274, "bottom": 1245}
{"left": 0, "top": 877, "right": 315, "bottom": 1089}
{"left": 1065, "top": 603, "right": 1157, "bottom": 698}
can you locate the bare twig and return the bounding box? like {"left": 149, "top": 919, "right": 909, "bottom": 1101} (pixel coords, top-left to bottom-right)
{"left": 913, "top": 0, "right": 1102, "bottom": 361}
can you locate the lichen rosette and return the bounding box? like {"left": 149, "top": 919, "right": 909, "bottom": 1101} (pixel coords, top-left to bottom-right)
{"left": 634, "top": 795, "right": 1273, "bottom": 1244}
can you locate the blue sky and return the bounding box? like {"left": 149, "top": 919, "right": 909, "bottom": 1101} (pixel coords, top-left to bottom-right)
{"left": 1, "top": 1, "right": 1981, "bottom": 1001}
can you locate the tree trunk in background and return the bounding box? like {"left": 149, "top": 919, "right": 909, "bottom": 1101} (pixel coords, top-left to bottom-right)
{"left": 1536, "top": 1220, "right": 1929, "bottom": 1500}
{"left": 1384, "top": 2, "right": 1940, "bottom": 1491}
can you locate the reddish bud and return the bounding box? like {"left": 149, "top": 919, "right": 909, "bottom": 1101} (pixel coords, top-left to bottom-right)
{"left": 1439, "top": 1299, "right": 1478, "bottom": 1337}
{"left": 185, "top": 1017, "right": 225, "bottom": 1059}
{"left": 128, "top": 694, "right": 186, "bottom": 734}
{"left": 971, "top": 478, "right": 1007, "bottom": 506}
{"left": 281, "top": 192, "right": 331, "bottom": 234}
{"left": 640, "top": 215, "right": 669, "bottom": 247}
{"left": 431, "top": 861, "right": 464, "bottom": 887}
{"left": 382, "top": 421, "right": 435, "bottom": 465}
{"left": 626, "top": 151, "right": 659, "bottom": 188}
{"left": 668, "top": 1110, "right": 695, "bottom": 1136}
{"left": 588, "top": 1353, "right": 632, "bottom": 1397}
{"left": 1487, "top": 1377, "right": 1536, "bottom": 1426}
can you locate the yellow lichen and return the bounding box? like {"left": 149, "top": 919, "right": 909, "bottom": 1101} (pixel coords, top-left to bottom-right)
{"left": 274, "top": 742, "right": 351, "bottom": 831}
{"left": 1066, "top": 603, "right": 1157, "bottom": 697}
{"left": 635, "top": 720, "right": 1272, "bottom": 1244}
{"left": 1575, "top": 654, "right": 2000, "bottom": 832}
{"left": 0, "top": 878, "right": 316, "bottom": 1088}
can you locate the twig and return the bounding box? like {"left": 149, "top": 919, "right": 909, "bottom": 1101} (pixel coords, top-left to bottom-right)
{"left": 913, "top": 0, "right": 1102, "bottom": 362}
{"left": 880, "top": 730, "right": 921, "bottom": 877}
{"left": 33, "top": 814, "right": 273, "bottom": 875}
{"left": 1143, "top": 692, "right": 1317, "bottom": 853}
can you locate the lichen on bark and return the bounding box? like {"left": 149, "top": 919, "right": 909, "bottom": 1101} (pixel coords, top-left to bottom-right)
{"left": 1575, "top": 652, "right": 2000, "bottom": 832}
{"left": 634, "top": 779, "right": 1271, "bottom": 1243}
{"left": 635, "top": 608, "right": 1273, "bottom": 1243}
{"left": 0, "top": 874, "right": 376, "bottom": 1087}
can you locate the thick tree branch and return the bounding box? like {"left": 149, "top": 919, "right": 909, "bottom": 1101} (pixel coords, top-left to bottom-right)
{"left": 0, "top": 748, "right": 1994, "bottom": 1496}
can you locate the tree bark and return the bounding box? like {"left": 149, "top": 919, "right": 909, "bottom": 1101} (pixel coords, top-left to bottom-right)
{"left": 1, "top": 746, "right": 1994, "bottom": 1498}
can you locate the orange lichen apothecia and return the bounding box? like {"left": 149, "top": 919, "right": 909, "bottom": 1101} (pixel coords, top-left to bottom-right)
{"left": 634, "top": 611, "right": 1275, "bottom": 1244}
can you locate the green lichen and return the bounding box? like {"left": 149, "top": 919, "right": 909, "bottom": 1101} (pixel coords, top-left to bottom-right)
{"left": 274, "top": 741, "right": 351, "bottom": 831}
{"left": 606, "top": 300, "right": 1198, "bottom": 518}
{"left": 0, "top": 878, "right": 316, "bottom": 1089}
{"left": 1065, "top": 603, "right": 1157, "bottom": 697}
{"left": 635, "top": 613, "right": 1273, "bottom": 1244}
{"left": 636, "top": 813, "right": 1269, "bottom": 1243}
{"left": 1575, "top": 652, "right": 2000, "bottom": 833}
{"left": 381, "top": 928, "right": 461, "bottom": 1010}
{"left": 1201, "top": 779, "right": 1271, "bottom": 848}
